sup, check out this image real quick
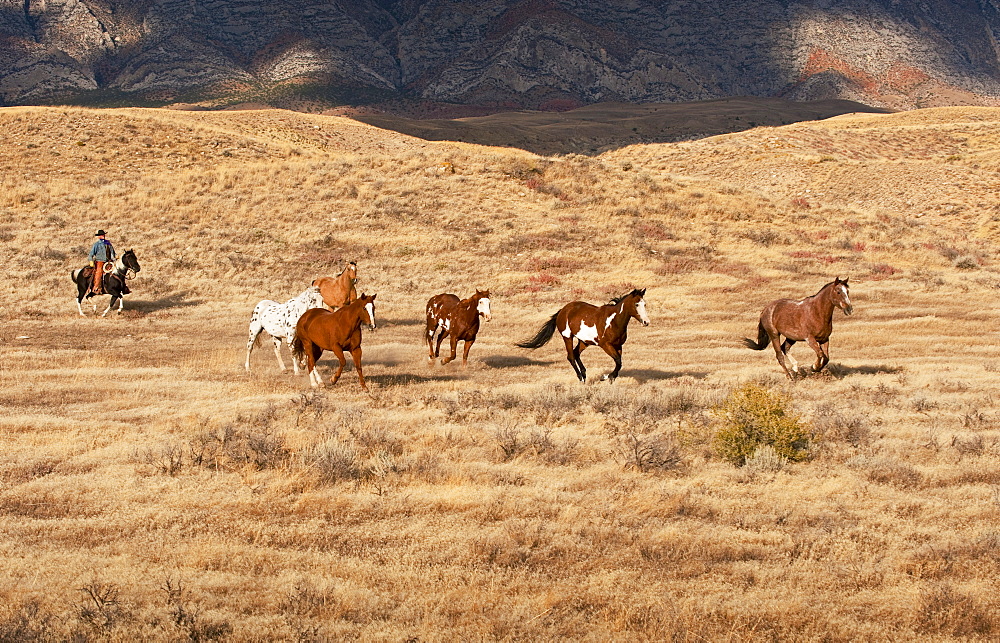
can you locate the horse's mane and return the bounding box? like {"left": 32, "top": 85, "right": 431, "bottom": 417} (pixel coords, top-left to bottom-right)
{"left": 609, "top": 289, "right": 645, "bottom": 305}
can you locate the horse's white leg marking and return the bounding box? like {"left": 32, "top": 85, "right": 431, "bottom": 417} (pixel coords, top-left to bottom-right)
{"left": 77, "top": 298, "right": 85, "bottom": 316}
{"left": 786, "top": 350, "right": 799, "bottom": 373}
{"left": 100, "top": 299, "right": 112, "bottom": 317}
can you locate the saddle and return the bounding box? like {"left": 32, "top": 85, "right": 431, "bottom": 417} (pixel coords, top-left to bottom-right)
{"left": 81, "top": 266, "right": 130, "bottom": 296}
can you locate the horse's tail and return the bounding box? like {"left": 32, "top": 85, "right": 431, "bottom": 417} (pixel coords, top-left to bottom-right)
{"left": 71, "top": 269, "right": 80, "bottom": 282}
{"left": 516, "top": 312, "right": 559, "bottom": 349}
{"left": 291, "top": 335, "right": 305, "bottom": 361}
{"left": 742, "top": 321, "right": 769, "bottom": 350}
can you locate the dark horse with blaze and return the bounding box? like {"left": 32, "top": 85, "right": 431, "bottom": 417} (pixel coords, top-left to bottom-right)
{"left": 743, "top": 277, "right": 853, "bottom": 378}
{"left": 71, "top": 249, "right": 140, "bottom": 316}
{"left": 293, "top": 293, "right": 377, "bottom": 390}
{"left": 516, "top": 289, "right": 649, "bottom": 383}
{"left": 425, "top": 290, "right": 491, "bottom": 366}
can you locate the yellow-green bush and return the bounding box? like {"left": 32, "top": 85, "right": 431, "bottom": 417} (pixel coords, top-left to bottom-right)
{"left": 712, "top": 384, "right": 811, "bottom": 466}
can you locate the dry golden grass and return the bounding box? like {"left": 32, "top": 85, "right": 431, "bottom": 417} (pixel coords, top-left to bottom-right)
{"left": 2, "top": 105, "right": 1000, "bottom": 640}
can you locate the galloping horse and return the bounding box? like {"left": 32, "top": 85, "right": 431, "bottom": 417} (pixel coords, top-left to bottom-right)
{"left": 71, "top": 249, "right": 141, "bottom": 316}
{"left": 517, "top": 289, "right": 649, "bottom": 383}
{"left": 425, "top": 290, "right": 491, "bottom": 366}
{"left": 743, "top": 277, "right": 853, "bottom": 379}
{"left": 312, "top": 261, "right": 358, "bottom": 310}
{"left": 293, "top": 293, "right": 377, "bottom": 390}
{"left": 245, "top": 285, "right": 325, "bottom": 375}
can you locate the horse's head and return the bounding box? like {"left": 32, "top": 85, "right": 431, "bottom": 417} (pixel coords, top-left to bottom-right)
{"left": 625, "top": 288, "right": 649, "bottom": 326}
{"left": 359, "top": 292, "right": 377, "bottom": 330}
{"left": 122, "top": 249, "right": 140, "bottom": 273}
{"left": 833, "top": 277, "right": 853, "bottom": 316}
{"left": 475, "top": 289, "right": 492, "bottom": 322}
{"left": 344, "top": 261, "right": 358, "bottom": 282}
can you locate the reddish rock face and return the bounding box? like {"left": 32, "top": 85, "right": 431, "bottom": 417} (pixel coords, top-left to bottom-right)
{"left": 1, "top": 0, "right": 998, "bottom": 110}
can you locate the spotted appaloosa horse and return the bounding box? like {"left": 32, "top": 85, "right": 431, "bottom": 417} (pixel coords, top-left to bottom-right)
{"left": 743, "top": 277, "right": 853, "bottom": 379}
{"left": 312, "top": 261, "right": 358, "bottom": 310}
{"left": 71, "top": 249, "right": 141, "bottom": 316}
{"left": 245, "top": 285, "right": 325, "bottom": 375}
{"left": 293, "top": 293, "right": 377, "bottom": 390}
{"left": 517, "top": 288, "right": 649, "bottom": 383}
{"left": 425, "top": 290, "right": 491, "bottom": 366}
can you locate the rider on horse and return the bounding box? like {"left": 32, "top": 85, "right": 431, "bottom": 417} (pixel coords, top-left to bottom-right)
{"left": 87, "top": 229, "right": 115, "bottom": 295}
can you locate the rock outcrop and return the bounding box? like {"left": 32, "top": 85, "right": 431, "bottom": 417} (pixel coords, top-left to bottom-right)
{"left": 1, "top": 0, "right": 999, "bottom": 109}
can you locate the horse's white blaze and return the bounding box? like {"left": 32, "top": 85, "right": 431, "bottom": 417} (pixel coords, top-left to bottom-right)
{"left": 478, "top": 297, "right": 492, "bottom": 320}
{"left": 575, "top": 321, "right": 599, "bottom": 344}
{"left": 365, "top": 301, "right": 375, "bottom": 327}
{"left": 636, "top": 299, "right": 649, "bottom": 325}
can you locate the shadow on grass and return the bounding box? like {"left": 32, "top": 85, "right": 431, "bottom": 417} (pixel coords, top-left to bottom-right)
{"left": 620, "top": 369, "right": 709, "bottom": 383}
{"left": 482, "top": 355, "right": 556, "bottom": 369}
{"left": 825, "top": 363, "right": 903, "bottom": 379}
{"left": 129, "top": 292, "right": 205, "bottom": 313}
{"left": 369, "top": 373, "right": 456, "bottom": 386}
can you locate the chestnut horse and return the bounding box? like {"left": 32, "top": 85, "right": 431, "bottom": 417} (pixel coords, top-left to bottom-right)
{"left": 743, "top": 277, "right": 853, "bottom": 379}
{"left": 425, "top": 290, "right": 491, "bottom": 366}
{"left": 292, "top": 293, "right": 376, "bottom": 390}
{"left": 516, "top": 289, "right": 649, "bottom": 383}
{"left": 312, "top": 261, "right": 358, "bottom": 310}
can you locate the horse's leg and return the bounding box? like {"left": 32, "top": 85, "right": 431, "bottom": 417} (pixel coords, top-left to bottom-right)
{"left": 442, "top": 333, "right": 459, "bottom": 365}
{"left": 329, "top": 347, "right": 347, "bottom": 385}
{"left": 309, "top": 345, "right": 324, "bottom": 387}
{"left": 770, "top": 334, "right": 794, "bottom": 380}
{"left": 820, "top": 340, "right": 831, "bottom": 371}
{"left": 245, "top": 322, "right": 262, "bottom": 372}
{"left": 461, "top": 337, "right": 475, "bottom": 366}
{"left": 286, "top": 335, "right": 301, "bottom": 375}
{"left": 426, "top": 323, "right": 438, "bottom": 361}
{"left": 350, "top": 347, "right": 368, "bottom": 390}
{"left": 807, "top": 337, "right": 827, "bottom": 372}
{"left": 781, "top": 338, "right": 799, "bottom": 374}
{"left": 77, "top": 287, "right": 87, "bottom": 317}
{"left": 100, "top": 296, "right": 116, "bottom": 317}
{"left": 562, "top": 336, "right": 584, "bottom": 382}
{"left": 270, "top": 335, "right": 289, "bottom": 373}
{"left": 435, "top": 327, "right": 449, "bottom": 362}
{"left": 599, "top": 343, "right": 623, "bottom": 383}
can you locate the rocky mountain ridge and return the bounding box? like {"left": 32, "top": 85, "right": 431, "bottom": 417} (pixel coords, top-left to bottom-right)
{"left": 2, "top": 0, "right": 999, "bottom": 111}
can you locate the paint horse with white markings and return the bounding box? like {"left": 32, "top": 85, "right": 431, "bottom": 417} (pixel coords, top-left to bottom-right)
{"left": 72, "top": 249, "right": 141, "bottom": 316}
{"left": 743, "top": 277, "right": 853, "bottom": 379}
{"left": 245, "top": 285, "right": 325, "bottom": 375}
{"left": 516, "top": 289, "right": 649, "bottom": 383}
{"left": 293, "top": 293, "right": 377, "bottom": 390}
{"left": 425, "top": 290, "right": 491, "bottom": 366}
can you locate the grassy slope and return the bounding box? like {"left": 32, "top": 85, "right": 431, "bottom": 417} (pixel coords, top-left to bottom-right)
{"left": 1, "top": 105, "right": 1000, "bottom": 640}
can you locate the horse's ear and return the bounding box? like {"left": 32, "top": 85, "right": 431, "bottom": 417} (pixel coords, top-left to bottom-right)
{"left": 371, "top": 293, "right": 377, "bottom": 300}
{"left": 639, "top": 288, "right": 646, "bottom": 297}
{"left": 843, "top": 276, "right": 849, "bottom": 285}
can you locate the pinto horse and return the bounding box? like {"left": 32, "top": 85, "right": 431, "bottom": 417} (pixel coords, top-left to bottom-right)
{"left": 743, "top": 277, "right": 853, "bottom": 379}
{"left": 71, "top": 249, "right": 141, "bottom": 316}
{"left": 312, "top": 261, "right": 358, "bottom": 311}
{"left": 425, "top": 290, "right": 491, "bottom": 366}
{"left": 517, "top": 289, "right": 649, "bottom": 383}
{"left": 293, "top": 293, "right": 377, "bottom": 390}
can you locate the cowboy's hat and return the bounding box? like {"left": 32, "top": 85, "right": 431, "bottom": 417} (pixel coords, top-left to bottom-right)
{"left": 95, "top": 229, "right": 107, "bottom": 236}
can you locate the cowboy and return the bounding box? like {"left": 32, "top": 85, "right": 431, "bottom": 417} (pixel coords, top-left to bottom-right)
{"left": 87, "top": 229, "right": 116, "bottom": 295}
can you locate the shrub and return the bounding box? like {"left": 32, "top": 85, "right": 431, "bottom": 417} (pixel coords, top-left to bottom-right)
{"left": 711, "top": 384, "right": 811, "bottom": 466}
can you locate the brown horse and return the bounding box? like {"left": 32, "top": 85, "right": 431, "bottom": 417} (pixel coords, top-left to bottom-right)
{"left": 743, "top": 277, "right": 853, "bottom": 379}
{"left": 425, "top": 290, "right": 491, "bottom": 366}
{"left": 312, "top": 261, "right": 358, "bottom": 310}
{"left": 516, "top": 289, "right": 649, "bottom": 383}
{"left": 292, "top": 293, "right": 376, "bottom": 390}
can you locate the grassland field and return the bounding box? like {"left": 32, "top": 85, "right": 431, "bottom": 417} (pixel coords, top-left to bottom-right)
{"left": 1, "top": 104, "right": 1000, "bottom": 640}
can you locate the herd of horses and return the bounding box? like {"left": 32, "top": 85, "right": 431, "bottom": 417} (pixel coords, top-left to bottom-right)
{"left": 237, "top": 261, "right": 853, "bottom": 388}
{"left": 71, "top": 254, "right": 853, "bottom": 385}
